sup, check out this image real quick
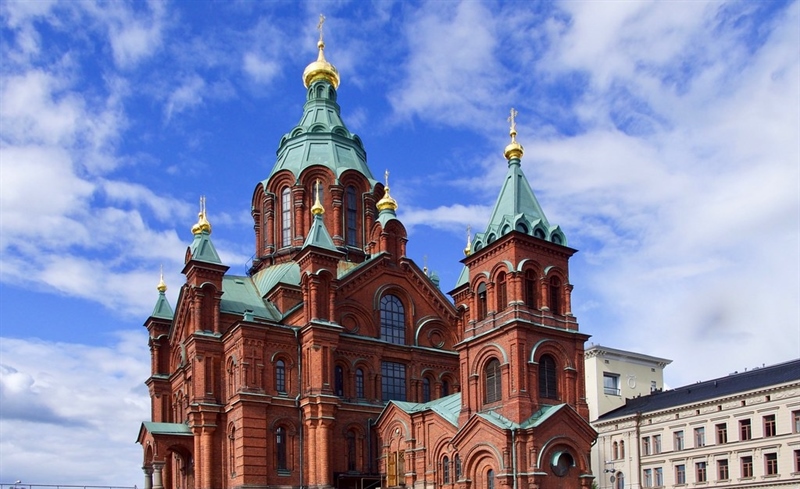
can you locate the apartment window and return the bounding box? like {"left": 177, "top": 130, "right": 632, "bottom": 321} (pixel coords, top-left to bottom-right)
{"left": 794, "top": 450, "right": 800, "bottom": 473}
{"left": 716, "top": 423, "right": 727, "bottom": 444}
{"left": 604, "top": 373, "right": 621, "bottom": 396}
{"left": 718, "top": 459, "right": 729, "bottom": 480}
{"left": 765, "top": 453, "right": 778, "bottom": 476}
{"left": 539, "top": 354, "right": 558, "bottom": 399}
{"left": 695, "top": 461, "right": 707, "bottom": 482}
{"left": 380, "top": 294, "right": 406, "bottom": 345}
{"left": 643, "top": 468, "right": 652, "bottom": 487}
{"left": 485, "top": 359, "right": 502, "bottom": 404}
{"left": 381, "top": 361, "right": 406, "bottom": 401}
{"left": 741, "top": 456, "right": 753, "bottom": 478}
{"left": 675, "top": 464, "right": 685, "bottom": 484}
{"left": 694, "top": 427, "right": 705, "bottom": 447}
{"left": 281, "top": 188, "right": 292, "bottom": 247}
{"left": 654, "top": 467, "right": 663, "bottom": 486}
{"left": 355, "top": 368, "right": 364, "bottom": 399}
{"left": 653, "top": 434, "right": 661, "bottom": 454}
{"left": 642, "top": 436, "right": 650, "bottom": 456}
{"left": 651, "top": 380, "right": 657, "bottom": 392}
{"left": 739, "top": 419, "right": 752, "bottom": 440}
{"left": 764, "top": 414, "right": 776, "bottom": 437}
{"left": 674, "top": 430, "right": 684, "bottom": 451}
{"left": 793, "top": 410, "right": 800, "bottom": 433}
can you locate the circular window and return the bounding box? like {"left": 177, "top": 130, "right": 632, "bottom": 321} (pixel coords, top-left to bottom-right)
{"left": 551, "top": 451, "right": 575, "bottom": 477}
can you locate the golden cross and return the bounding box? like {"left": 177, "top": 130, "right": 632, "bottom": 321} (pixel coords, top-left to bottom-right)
{"left": 317, "top": 14, "right": 326, "bottom": 43}
{"left": 200, "top": 195, "right": 206, "bottom": 216}
{"left": 508, "top": 108, "right": 518, "bottom": 133}
{"left": 384, "top": 169, "right": 390, "bottom": 188}
{"left": 315, "top": 178, "right": 321, "bottom": 199}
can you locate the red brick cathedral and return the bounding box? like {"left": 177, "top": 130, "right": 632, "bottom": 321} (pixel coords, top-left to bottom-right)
{"left": 138, "top": 26, "right": 596, "bottom": 489}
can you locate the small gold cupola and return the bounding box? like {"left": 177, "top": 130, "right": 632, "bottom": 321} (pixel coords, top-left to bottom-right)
{"left": 311, "top": 179, "right": 325, "bottom": 215}
{"left": 303, "top": 14, "right": 340, "bottom": 89}
{"left": 157, "top": 265, "right": 167, "bottom": 293}
{"left": 191, "top": 196, "right": 212, "bottom": 235}
{"left": 503, "top": 107, "right": 524, "bottom": 160}
{"left": 376, "top": 169, "right": 398, "bottom": 212}
{"left": 463, "top": 225, "right": 472, "bottom": 256}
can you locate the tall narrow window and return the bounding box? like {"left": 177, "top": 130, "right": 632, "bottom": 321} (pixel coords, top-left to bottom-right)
{"left": 642, "top": 436, "right": 650, "bottom": 456}
{"left": 442, "top": 380, "right": 450, "bottom": 397}
{"left": 614, "top": 473, "right": 624, "bottom": 489}
{"left": 281, "top": 188, "right": 292, "bottom": 247}
{"left": 442, "top": 457, "right": 450, "bottom": 484}
{"left": 674, "top": 430, "right": 684, "bottom": 451}
{"left": 716, "top": 423, "right": 727, "bottom": 444}
{"left": 613, "top": 442, "right": 619, "bottom": 460}
{"left": 335, "top": 366, "right": 344, "bottom": 397}
{"left": 524, "top": 269, "right": 536, "bottom": 308}
{"left": 653, "top": 435, "right": 661, "bottom": 454}
{"left": 548, "top": 276, "right": 561, "bottom": 314}
{"left": 643, "top": 469, "right": 652, "bottom": 487}
{"left": 675, "top": 464, "right": 685, "bottom": 484}
{"left": 380, "top": 294, "right": 405, "bottom": 345}
{"left": 741, "top": 456, "right": 753, "bottom": 478}
{"left": 496, "top": 272, "right": 507, "bottom": 311}
{"left": 539, "top": 355, "right": 557, "bottom": 399}
{"left": 275, "top": 360, "right": 286, "bottom": 393}
{"left": 718, "top": 459, "right": 729, "bottom": 480}
{"left": 346, "top": 431, "right": 356, "bottom": 472}
{"left": 486, "top": 469, "right": 494, "bottom": 489}
{"left": 696, "top": 461, "right": 707, "bottom": 482}
{"left": 422, "top": 377, "right": 431, "bottom": 402}
{"left": 381, "top": 361, "right": 406, "bottom": 401}
{"left": 229, "top": 425, "right": 236, "bottom": 477}
{"left": 346, "top": 185, "right": 358, "bottom": 247}
{"left": 477, "top": 283, "right": 487, "bottom": 320}
{"left": 694, "top": 427, "right": 705, "bottom": 447}
{"left": 765, "top": 453, "right": 778, "bottom": 475}
{"left": 485, "top": 359, "right": 501, "bottom": 403}
{"left": 654, "top": 467, "right": 663, "bottom": 486}
{"left": 455, "top": 455, "right": 462, "bottom": 480}
{"left": 794, "top": 410, "right": 800, "bottom": 433}
{"left": 620, "top": 440, "right": 625, "bottom": 458}
{"left": 276, "top": 426, "right": 288, "bottom": 471}
{"left": 355, "top": 368, "right": 365, "bottom": 399}
{"left": 764, "top": 414, "right": 776, "bottom": 437}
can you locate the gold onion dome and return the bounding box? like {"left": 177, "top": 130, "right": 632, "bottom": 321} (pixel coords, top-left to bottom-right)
{"left": 157, "top": 267, "right": 167, "bottom": 293}
{"left": 303, "top": 15, "right": 340, "bottom": 89}
{"left": 504, "top": 107, "right": 524, "bottom": 160}
{"left": 376, "top": 170, "right": 398, "bottom": 212}
{"left": 191, "top": 196, "right": 212, "bottom": 235}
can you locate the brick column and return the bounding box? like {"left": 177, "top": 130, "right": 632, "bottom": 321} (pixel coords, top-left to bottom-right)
{"left": 319, "top": 419, "right": 332, "bottom": 487}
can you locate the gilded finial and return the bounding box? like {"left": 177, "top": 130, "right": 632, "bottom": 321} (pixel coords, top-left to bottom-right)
{"left": 157, "top": 265, "right": 167, "bottom": 293}
{"left": 377, "top": 169, "right": 398, "bottom": 212}
{"left": 303, "top": 13, "right": 340, "bottom": 88}
{"left": 504, "top": 107, "right": 524, "bottom": 160}
{"left": 464, "top": 225, "right": 472, "bottom": 256}
{"left": 423, "top": 255, "right": 429, "bottom": 276}
{"left": 191, "top": 195, "right": 212, "bottom": 235}
{"left": 311, "top": 179, "right": 325, "bottom": 215}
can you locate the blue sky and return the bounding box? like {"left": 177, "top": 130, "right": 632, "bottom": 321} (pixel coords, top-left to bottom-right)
{"left": 1, "top": 0, "right": 798, "bottom": 485}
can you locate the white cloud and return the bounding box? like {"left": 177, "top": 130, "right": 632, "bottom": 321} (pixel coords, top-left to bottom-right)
{"left": 0, "top": 333, "right": 150, "bottom": 485}
{"left": 243, "top": 52, "right": 280, "bottom": 84}
{"left": 165, "top": 74, "right": 206, "bottom": 122}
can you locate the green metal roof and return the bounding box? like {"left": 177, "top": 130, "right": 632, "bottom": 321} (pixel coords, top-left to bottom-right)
{"left": 303, "top": 213, "right": 338, "bottom": 252}
{"left": 188, "top": 230, "right": 222, "bottom": 264}
{"left": 477, "top": 403, "right": 566, "bottom": 430}
{"left": 471, "top": 157, "right": 566, "bottom": 253}
{"left": 251, "top": 262, "right": 301, "bottom": 296}
{"left": 150, "top": 291, "right": 174, "bottom": 320}
{"left": 269, "top": 80, "right": 377, "bottom": 186}
{"left": 140, "top": 421, "right": 192, "bottom": 436}
{"left": 220, "top": 275, "right": 282, "bottom": 321}
{"left": 390, "top": 393, "right": 461, "bottom": 427}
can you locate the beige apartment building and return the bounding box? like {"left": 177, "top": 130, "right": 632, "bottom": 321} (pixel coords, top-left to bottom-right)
{"left": 592, "top": 359, "right": 800, "bottom": 489}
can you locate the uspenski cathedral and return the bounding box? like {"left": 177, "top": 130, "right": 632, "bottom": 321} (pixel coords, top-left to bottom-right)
{"left": 137, "top": 19, "right": 597, "bottom": 489}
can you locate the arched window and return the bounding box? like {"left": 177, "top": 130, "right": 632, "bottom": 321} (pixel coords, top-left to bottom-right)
{"left": 549, "top": 276, "right": 561, "bottom": 314}
{"left": 477, "top": 283, "right": 487, "bottom": 320}
{"left": 442, "top": 380, "right": 450, "bottom": 397}
{"left": 380, "top": 295, "right": 405, "bottom": 345}
{"left": 487, "top": 469, "right": 495, "bottom": 489}
{"left": 275, "top": 360, "right": 286, "bottom": 393}
{"left": 335, "top": 365, "right": 344, "bottom": 397}
{"left": 228, "top": 425, "right": 236, "bottom": 476}
{"left": 281, "top": 187, "right": 292, "bottom": 247}
{"left": 276, "top": 426, "right": 288, "bottom": 471}
{"left": 485, "top": 359, "right": 501, "bottom": 404}
{"left": 524, "top": 270, "right": 537, "bottom": 309}
{"left": 455, "top": 455, "right": 462, "bottom": 480}
{"left": 442, "top": 456, "right": 450, "bottom": 484}
{"left": 346, "top": 430, "right": 356, "bottom": 471}
{"left": 539, "top": 355, "right": 557, "bottom": 399}
{"left": 346, "top": 185, "right": 358, "bottom": 247}
{"left": 620, "top": 440, "right": 625, "bottom": 458}
{"left": 615, "top": 472, "right": 624, "bottom": 489}
{"left": 355, "top": 368, "right": 365, "bottom": 399}
{"left": 496, "top": 272, "right": 507, "bottom": 311}
{"left": 422, "top": 377, "right": 431, "bottom": 402}
{"left": 613, "top": 441, "right": 619, "bottom": 460}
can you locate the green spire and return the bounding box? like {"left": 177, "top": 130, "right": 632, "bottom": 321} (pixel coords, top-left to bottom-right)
{"left": 151, "top": 270, "right": 174, "bottom": 320}
{"left": 302, "top": 180, "right": 338, "bottom": 252}
{"left": 471, "top": 110, "right": 566, "bottom": 253}
{"left": 188, "top": 197, "right": 223, "bottom": 264}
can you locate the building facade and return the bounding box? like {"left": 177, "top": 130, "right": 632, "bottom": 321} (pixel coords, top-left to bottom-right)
{"left": 593, "top": 359, "right": 800, "bottom": 489}
{"left": 584, "top": 345, "right": 671, "bottom": 483}
{"left": 137, "top": 28, "right": 596, "bottom": 489}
